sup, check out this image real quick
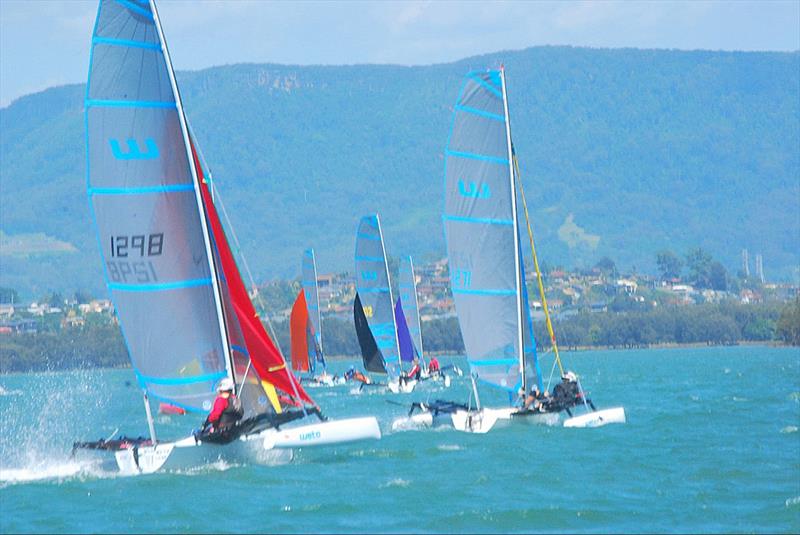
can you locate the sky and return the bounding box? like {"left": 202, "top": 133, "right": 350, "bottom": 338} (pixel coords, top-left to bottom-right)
{"left": 1, "top": 0, "right": 798, "bottom": 107}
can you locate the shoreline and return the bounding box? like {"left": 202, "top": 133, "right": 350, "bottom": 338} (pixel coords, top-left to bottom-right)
{"left": 0, "top": 342, "right": 795, "bottom": 377}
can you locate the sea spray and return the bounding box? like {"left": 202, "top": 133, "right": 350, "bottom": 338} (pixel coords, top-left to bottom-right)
{"left": 0, "top": 368, "right": 117, "bottom": 484}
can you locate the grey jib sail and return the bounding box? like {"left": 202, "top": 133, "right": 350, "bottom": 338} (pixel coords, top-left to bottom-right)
{"left": 302, "top": 248, "right": 325, "bottom": 368}
{"left": 443, "top": 69, "right": 525, "bottom": 394}
{"left": 398, "top": 256, "right": 424, "bottom": 361}
{"left": 354, "top": 214, "right": 399, "bottom": 374}
{"left": 86, "top": 0, "right": 229, "bottom": 412}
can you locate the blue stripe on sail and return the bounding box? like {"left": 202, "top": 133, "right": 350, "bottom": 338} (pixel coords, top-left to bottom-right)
{"left": 358, "top": 287, "right": 390, "bottom": 293}
{"left": 85, "top": 99, "right": 175, "bottom": 109}
{"left": 136, "top": 370, "right": 225, "bottom": 386}
{"left": 452, "top": 288, "right": 516, "bottom": 296}
{"left": 231, "top": 344, "right": 249, "bottom": 356}
{"left": 355, "top": 255, "right": 385, "bottom": 262}
{"left": 92, "top": 36, "right": 160, "bottom": 51}
{"left": 468, "top": 73, "right": 503, "bottom": 98}
{"left": 455, "top": 104, "right": 505, "bottom": 122}
{"left": 113, "top": 0, "right": 153, "bottom": 19}
{"left": 356, "top": 233, "right": 381, "bottom": 241}
{"left": 445, "top": 149, "right": 508, "bottom": 165}
{"left": 443, "top": 214, "right": 514, "bottom": 226}
{"left": 471, "top": 358, "right": 518, "bottom": 366}
{"left": 109, "top": 278, "right": 212, "bottom": 292}
{"left": 89, "top": 184, "right": 194, "bottom": 196}
{"left": 398, "top": 283, "right": 414, "bottom": 288}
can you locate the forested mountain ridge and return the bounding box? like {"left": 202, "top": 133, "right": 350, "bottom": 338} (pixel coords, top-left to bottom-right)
{"left": 1, "top": 46, "right": 798, "bottom": 298}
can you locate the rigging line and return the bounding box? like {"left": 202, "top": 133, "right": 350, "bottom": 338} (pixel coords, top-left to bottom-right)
{"left": 513, "top": 148, "right": 565, "bottom": 377}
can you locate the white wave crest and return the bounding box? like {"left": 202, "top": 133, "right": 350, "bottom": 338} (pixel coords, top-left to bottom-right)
{"left": 0, "top": 459, "right": 109, "bottom": 486}
{"left": 380, "top": 477, "right": 410, "bottom": 488}
{"left": 780, "top": 425, "right": 798, "bottom": 434}
{"left": 0, "top": 386, "right": 23, "bottom": 396}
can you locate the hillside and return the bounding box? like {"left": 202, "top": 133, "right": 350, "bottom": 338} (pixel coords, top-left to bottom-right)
{"left": 1, "top": 46, "right": 798, "bottom": 298}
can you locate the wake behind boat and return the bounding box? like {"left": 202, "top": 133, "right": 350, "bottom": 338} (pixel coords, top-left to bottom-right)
{"left": 392, "top": 68, "right": 625, "bottom": 433}
{"left": 74, "top": 0, "right": 380, "bottom": 474}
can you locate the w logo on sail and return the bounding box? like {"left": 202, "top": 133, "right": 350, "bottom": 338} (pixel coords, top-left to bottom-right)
{"left": 361, "top": 270, "right": 377, "bottom": 281}
{"left": 109, "top": 138, "right": 160, "bottom": 160}
{"left": 458, "top": 180, "right": 491, "bottom": 199}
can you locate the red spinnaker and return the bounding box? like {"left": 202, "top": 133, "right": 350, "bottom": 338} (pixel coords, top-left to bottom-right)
{"left": 191, "top": 142, "right": 313, "bottom": 405}
{"left": 290, "top": 290, "right": 311, "bottom": 373}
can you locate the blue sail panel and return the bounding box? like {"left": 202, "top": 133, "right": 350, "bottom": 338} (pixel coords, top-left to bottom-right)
{"left": 394, "top": 298, "right": 417, "bottom": 363}
{"left": 398, "top": 256, "right": 424, "bottom": 361}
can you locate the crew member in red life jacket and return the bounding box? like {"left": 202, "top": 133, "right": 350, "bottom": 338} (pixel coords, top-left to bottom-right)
{"left": 203, "top": 377, "right": 243, "bottom": 433}
{"left": 427, "top": 356, "right": 440, "bottom": 375}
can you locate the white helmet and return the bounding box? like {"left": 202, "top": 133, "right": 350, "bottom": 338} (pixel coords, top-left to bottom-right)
{"left": 564, "top": 371, "right": 577, "bottom": 382}
{"left": 217, "top": 377, "right": 235, "bottom": 392}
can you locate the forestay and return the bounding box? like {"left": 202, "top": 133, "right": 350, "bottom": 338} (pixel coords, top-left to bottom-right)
{"left": 398, "top": 256, "right": 424, "bottom": 361}
{"left": 443, "top": 70, "right": 525, "bottom": 394}
{"left": 354, "top": 215, "right": 400, "bottom": 373}
{"left": 86, "top": 0, "right": 229, "bottom": 412}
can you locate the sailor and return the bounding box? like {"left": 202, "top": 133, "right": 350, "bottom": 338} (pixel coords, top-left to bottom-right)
{"left": 549, "top": 371, "right": 582, "bottom": 412}
{"left": 427, "top": 356, "right": 440, "bottom": 375}
{"left": 345, "top": 366, "right": 371, "bottom": 384}
{"left": 403, "top": 357, "right": 422, "bottom": 382}
{"left": 202, "top": 377, "right": 243, "bottom": 433}
{"left": 521, "top": 385, "right": 548, "bottom": 411}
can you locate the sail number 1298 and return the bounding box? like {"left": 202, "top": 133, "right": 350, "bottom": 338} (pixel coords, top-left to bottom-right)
{"left": 107, "top": 233, "right": 164, "bottom": 284}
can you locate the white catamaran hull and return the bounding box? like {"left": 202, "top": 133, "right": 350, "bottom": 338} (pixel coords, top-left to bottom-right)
{"left": 392, "top": 407, "right": 516, "bottom": 434}
{"left": 387, "top": 379, "right": 417, "bottom": 394}
{"left": 563, "top": 407, "right": 626, "bottom": 428}
{"left": 104, "top": 416, "right": 381, "bottom": 475}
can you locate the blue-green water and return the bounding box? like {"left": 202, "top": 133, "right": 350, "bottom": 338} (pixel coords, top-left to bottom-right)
{"left": 1, "top": 345, "right": 798, "bottom": 533}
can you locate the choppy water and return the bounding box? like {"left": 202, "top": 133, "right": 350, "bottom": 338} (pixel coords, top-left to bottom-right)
{"left": 1, "top": 345, "right": 798, "bottom": 533}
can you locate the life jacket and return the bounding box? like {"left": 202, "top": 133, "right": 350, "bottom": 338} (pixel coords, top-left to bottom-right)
{"left": 218, "top": 395, "right": 243, "bottom": 429}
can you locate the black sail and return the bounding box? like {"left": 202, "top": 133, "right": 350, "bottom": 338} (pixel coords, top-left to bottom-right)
{"left": 354, "top": 293, "right": 388, "bottom": 374}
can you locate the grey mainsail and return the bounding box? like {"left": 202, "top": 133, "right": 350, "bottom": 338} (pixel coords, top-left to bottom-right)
{"left": 443, "top": 69, "right": 527, "bottom": 395}
{"left": 86, "top": 0, "right": 231, "bottom": 412}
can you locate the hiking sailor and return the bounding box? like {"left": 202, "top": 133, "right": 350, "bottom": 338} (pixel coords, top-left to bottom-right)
{"left": 201, "top": 377, "right": 243, "bottom": 434}
{"left": 521, "top": 384, "right": 549, "bottom": 412}
{"left": 402, "top": 357, "right": 422, "bottom": 384}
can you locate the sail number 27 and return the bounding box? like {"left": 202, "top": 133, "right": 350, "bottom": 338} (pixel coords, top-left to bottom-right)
{"left": 107, "top": 233, "right": 163, "bottom": 283}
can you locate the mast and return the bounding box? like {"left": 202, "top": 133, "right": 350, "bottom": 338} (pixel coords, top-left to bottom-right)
{"left": 500, "top": 67, "right": 526, "bottom": 394}
{"left": 408, "top": 256, "right": 425, "bottom": 361}
{"left": 149, "top": 0, "right": 235, "bottom": 383}
{"left": 376, "top": 214, "right": 402, "bottom": 373}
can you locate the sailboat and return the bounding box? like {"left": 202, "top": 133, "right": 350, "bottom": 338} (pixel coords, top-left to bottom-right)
{"left": 74, "top": 0, "right": 380, "bottom": 474}
{"left": 290, "top": 249, "right": 340, "bottom": 387}
{"left": 394, "top": 67, "right": 624, "bottom": 433}
{"left": 352, "top": 214, "right": 415, "bottom": 393}
{"left": 396, "top": 256, "right": 460, "bottom": 387}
